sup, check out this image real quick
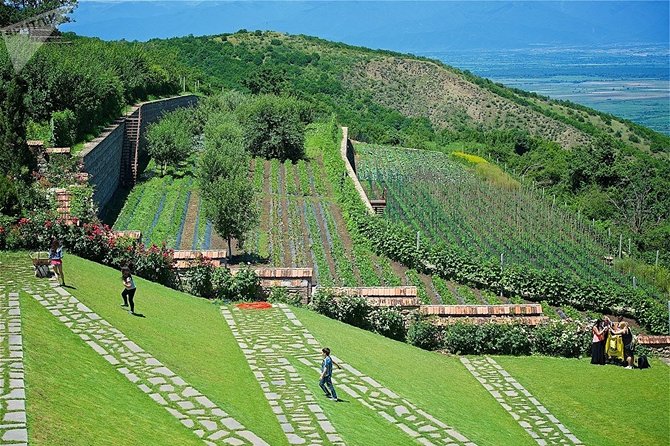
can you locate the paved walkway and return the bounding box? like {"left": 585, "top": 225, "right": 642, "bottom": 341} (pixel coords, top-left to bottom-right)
{"left": 225, "top": 304, "right": 476, "bottom": 446}
{"left": 0, "top": 289, "right": 28, "bottom": 446}
{"left": 460, "top": 357, "right": 582, "bottom": 446}
{"left": 22, "top": 277, "right": 268, "bottom": 446}
{"left": 222, "top": 306, "right": 345, "bottom": 446}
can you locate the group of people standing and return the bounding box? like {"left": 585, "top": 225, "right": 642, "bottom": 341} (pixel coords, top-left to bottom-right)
{"left": 591, "top": 317, "right": 635, "bottom": 369}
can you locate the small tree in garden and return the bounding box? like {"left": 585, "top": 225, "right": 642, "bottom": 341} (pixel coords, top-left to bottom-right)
{"left": 146, "top": 112, "right": 192, "bottom": 176}
{"left": 236, "top": 94, "right": 307, "bottom": 161}
{"left": 199, "top": 115, "right": 258, "bottom": 259}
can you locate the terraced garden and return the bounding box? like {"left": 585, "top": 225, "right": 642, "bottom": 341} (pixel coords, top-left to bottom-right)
{"left": 112, "top": 125, "right": 499, "bottom": 304}
{"left": 354, "top": 143, "right": 662, "bottom": 304}
{"left": 113, "top": 156, "right": 224, "bottom": 251}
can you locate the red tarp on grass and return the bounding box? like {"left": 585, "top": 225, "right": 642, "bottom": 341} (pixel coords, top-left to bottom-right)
{"left": 236, "top": 302, "right": 273, "bottom": 310}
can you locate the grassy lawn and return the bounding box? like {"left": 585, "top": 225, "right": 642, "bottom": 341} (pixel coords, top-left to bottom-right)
{"left": 5, "top": 251, "right": 668, "bottom": 446}
{"left": 496, "top": 355, "right": 670, "bottom": 446}
{"left": 293, "top": 306, "right": 537, "bottom": 446}
{"left": 52, "top": 255, "right": 289, "bottom": 446}
{"left": 20, "top": 291, "right": 201, "bottom": 446}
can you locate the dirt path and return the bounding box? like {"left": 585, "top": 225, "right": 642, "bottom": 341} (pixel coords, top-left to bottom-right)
{"left": 388, "top": 260, "right": 409, "bottom": 286}
{"left": 279, "top": 163, "right": 292, "bottom": 267}
{"left": 260, "top": 160, "right": 271, "bottom": 262}
{"left": 315, "top": 156, "right": 363, "bottom": 285}
{"left": 419, "top": 273, "right": 440, "bottom": 304}
{"left": 179, "top": 190, "right": 200, "bottom": 250}
{"left": 296, "top": 198, "right": 313, "bottom": 269}
{"left": 311, "top": 199, "right": 338, "bottom": 283}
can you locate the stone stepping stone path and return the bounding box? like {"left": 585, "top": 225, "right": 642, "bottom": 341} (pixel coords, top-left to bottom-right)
{"left": 222, "top": 306, "right": 345, "bottom": 446}
{"left": 22, "top": 278, "right": 268, "bottom": 446}
{"left": 224, "top": 304, "right": 475, "bottom": 446}
{"left": 0, "top": 290, "right": 28, "bottom": 446}
{"left": 460, "top": 357, "right": 582, "bottom": 446}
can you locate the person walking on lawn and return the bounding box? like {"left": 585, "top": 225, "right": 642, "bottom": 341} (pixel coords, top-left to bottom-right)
{"left": 319, "top": 347, "right": 341, "bottom": 401}
{"left": 121, "top": 266, "right": 137, "bottom": 315}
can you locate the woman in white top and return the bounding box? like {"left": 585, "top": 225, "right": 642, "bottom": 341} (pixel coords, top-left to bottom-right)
{"left": 49, "top": 238, "right": 65, "bottom": 286}
{"left": 121, "top": 266, "right": 137, "bottom": 315}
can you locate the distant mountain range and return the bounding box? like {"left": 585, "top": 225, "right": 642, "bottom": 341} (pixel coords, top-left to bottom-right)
{"left": 64, "top": 1, "right": 669, "bottom": 50}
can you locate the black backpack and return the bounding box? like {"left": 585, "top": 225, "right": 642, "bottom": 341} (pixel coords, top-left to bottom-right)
{"left": 637, "top": 355, "right": 650, "bottom": 369}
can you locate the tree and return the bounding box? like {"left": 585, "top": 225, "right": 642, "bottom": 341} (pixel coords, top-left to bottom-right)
{"left": 236, "top": 94, "right": 306, "bottom": 161}
{"left": 0, "top": 74, "right": 34, "bottom": 181}
{"left": 1, "top": 0, "right": 77, "bottom": 27}
{"left": 199, "top": 115, "right": 258, "bottom": 259}
{"left": 242, "top": 65, "right": 286, "bottom": 95}
{"left": 146, "top": 112, "right": 192, "bottom": 176}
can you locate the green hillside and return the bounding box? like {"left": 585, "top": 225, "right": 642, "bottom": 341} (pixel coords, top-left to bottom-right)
{"left": 141, "top": 31, "right": 669, "bottom": 268}
{"left": 1, "top": 251, "right": 668, "bottom": 445}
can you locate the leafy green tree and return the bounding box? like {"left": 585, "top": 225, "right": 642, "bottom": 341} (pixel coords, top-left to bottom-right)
{"left": 1, "top": 0, "right": 77, "bottom": 28}
{"left": 146, "top": 112, "right": 192, "bottom": 176}
{"left": 0, "top": 74, "right": 34, "bottom": 181}
{"left": 236, "top": 94, "right": 306, "bottom": 161}
{"left": 242, "top": 65, "right": 287, "bottom": 95}
{"left": 199, "top": 115, "right": 258, "bottom": 258}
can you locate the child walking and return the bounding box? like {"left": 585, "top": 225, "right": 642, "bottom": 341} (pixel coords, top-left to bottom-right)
{"left": 121, "top": 267, "right": 137, "bottom": 315}
{"left": 319, "top": 347, "right": 341, "bottom": 401}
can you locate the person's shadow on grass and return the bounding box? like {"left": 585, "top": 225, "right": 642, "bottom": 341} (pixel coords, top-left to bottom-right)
{"left": 131, "top": 312, "right": 146, "bottom": 318}
{"left": 62, "top": 284, "right": 77, "bottom": 290}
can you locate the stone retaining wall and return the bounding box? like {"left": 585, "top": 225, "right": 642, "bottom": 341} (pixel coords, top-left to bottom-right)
{"left": 80, "top": 95, "right": 198, "bottom": 212}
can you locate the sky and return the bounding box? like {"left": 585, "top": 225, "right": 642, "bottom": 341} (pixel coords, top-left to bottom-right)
{"left": 60, "top": 1, "right": 670, "bottom": 51}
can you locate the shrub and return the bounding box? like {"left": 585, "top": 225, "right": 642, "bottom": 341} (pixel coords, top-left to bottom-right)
{"left": 368, "top": 306, "right": 407, "bottom": 341}
{"left": 268, "top": 287, "right": 303, "bottom": 306}
{"left": 334, "top": 295, "right": 370, "bottom": 330}
{"left": 211, "top": 266, "right": 235, "bottom": 300}
{"left": 0, "top": 175, "right": 19, "bottom": 215}
{"left": 230, "top": 266, "right": 262, "bottom": 301}
{"left": 180, "top": 257, "right": 215, "bottom": 299}
{"left": 51, "top": 109, "right": 76, "bottom": 147}
{"left": 406, "top": 316, "right": 443, "bottom": 350}
{"left": 309, "top": 288, "right": 338, "bottom": 318}
{"left": 532, "top": 321, "right": 590, "bottom": 358}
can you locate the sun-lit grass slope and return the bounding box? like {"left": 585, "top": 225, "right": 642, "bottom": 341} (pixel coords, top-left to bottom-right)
{"left": 293, "top": 307, "right": 538, "bottom": 446}
{"left": 496, "top": 355, "right": 670, "bottom": 446}
{"left": 297, "top": 306, "right": 670, "bottom": 446}
{"left": 20, "top": 291, "right": 202, "bottom": 446}
{"left": 54, "top": 255, "right": 289, "bottom": 445}
{"left": 3, "top": 251, "right": 667, "bottom": 445}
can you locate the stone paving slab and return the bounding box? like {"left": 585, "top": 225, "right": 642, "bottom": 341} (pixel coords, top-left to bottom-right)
{"left": 0, "top": 289, "right": 29, "bottom": 446}
{"left": 227, "top": 304, "right": 476, "bottom": 446}
{"left": 460, "top": 357, "right": 582, "bottom": 446}
{"left": 21, "top": 277, "right": 268, "bottom": 446}
{"left": 222, "top": 306, "right": 345, "bottom": 446}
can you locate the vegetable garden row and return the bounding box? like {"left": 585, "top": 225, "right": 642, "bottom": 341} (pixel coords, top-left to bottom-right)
{"left": 113, "top": 157, "right": 221, "bottom": 250}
